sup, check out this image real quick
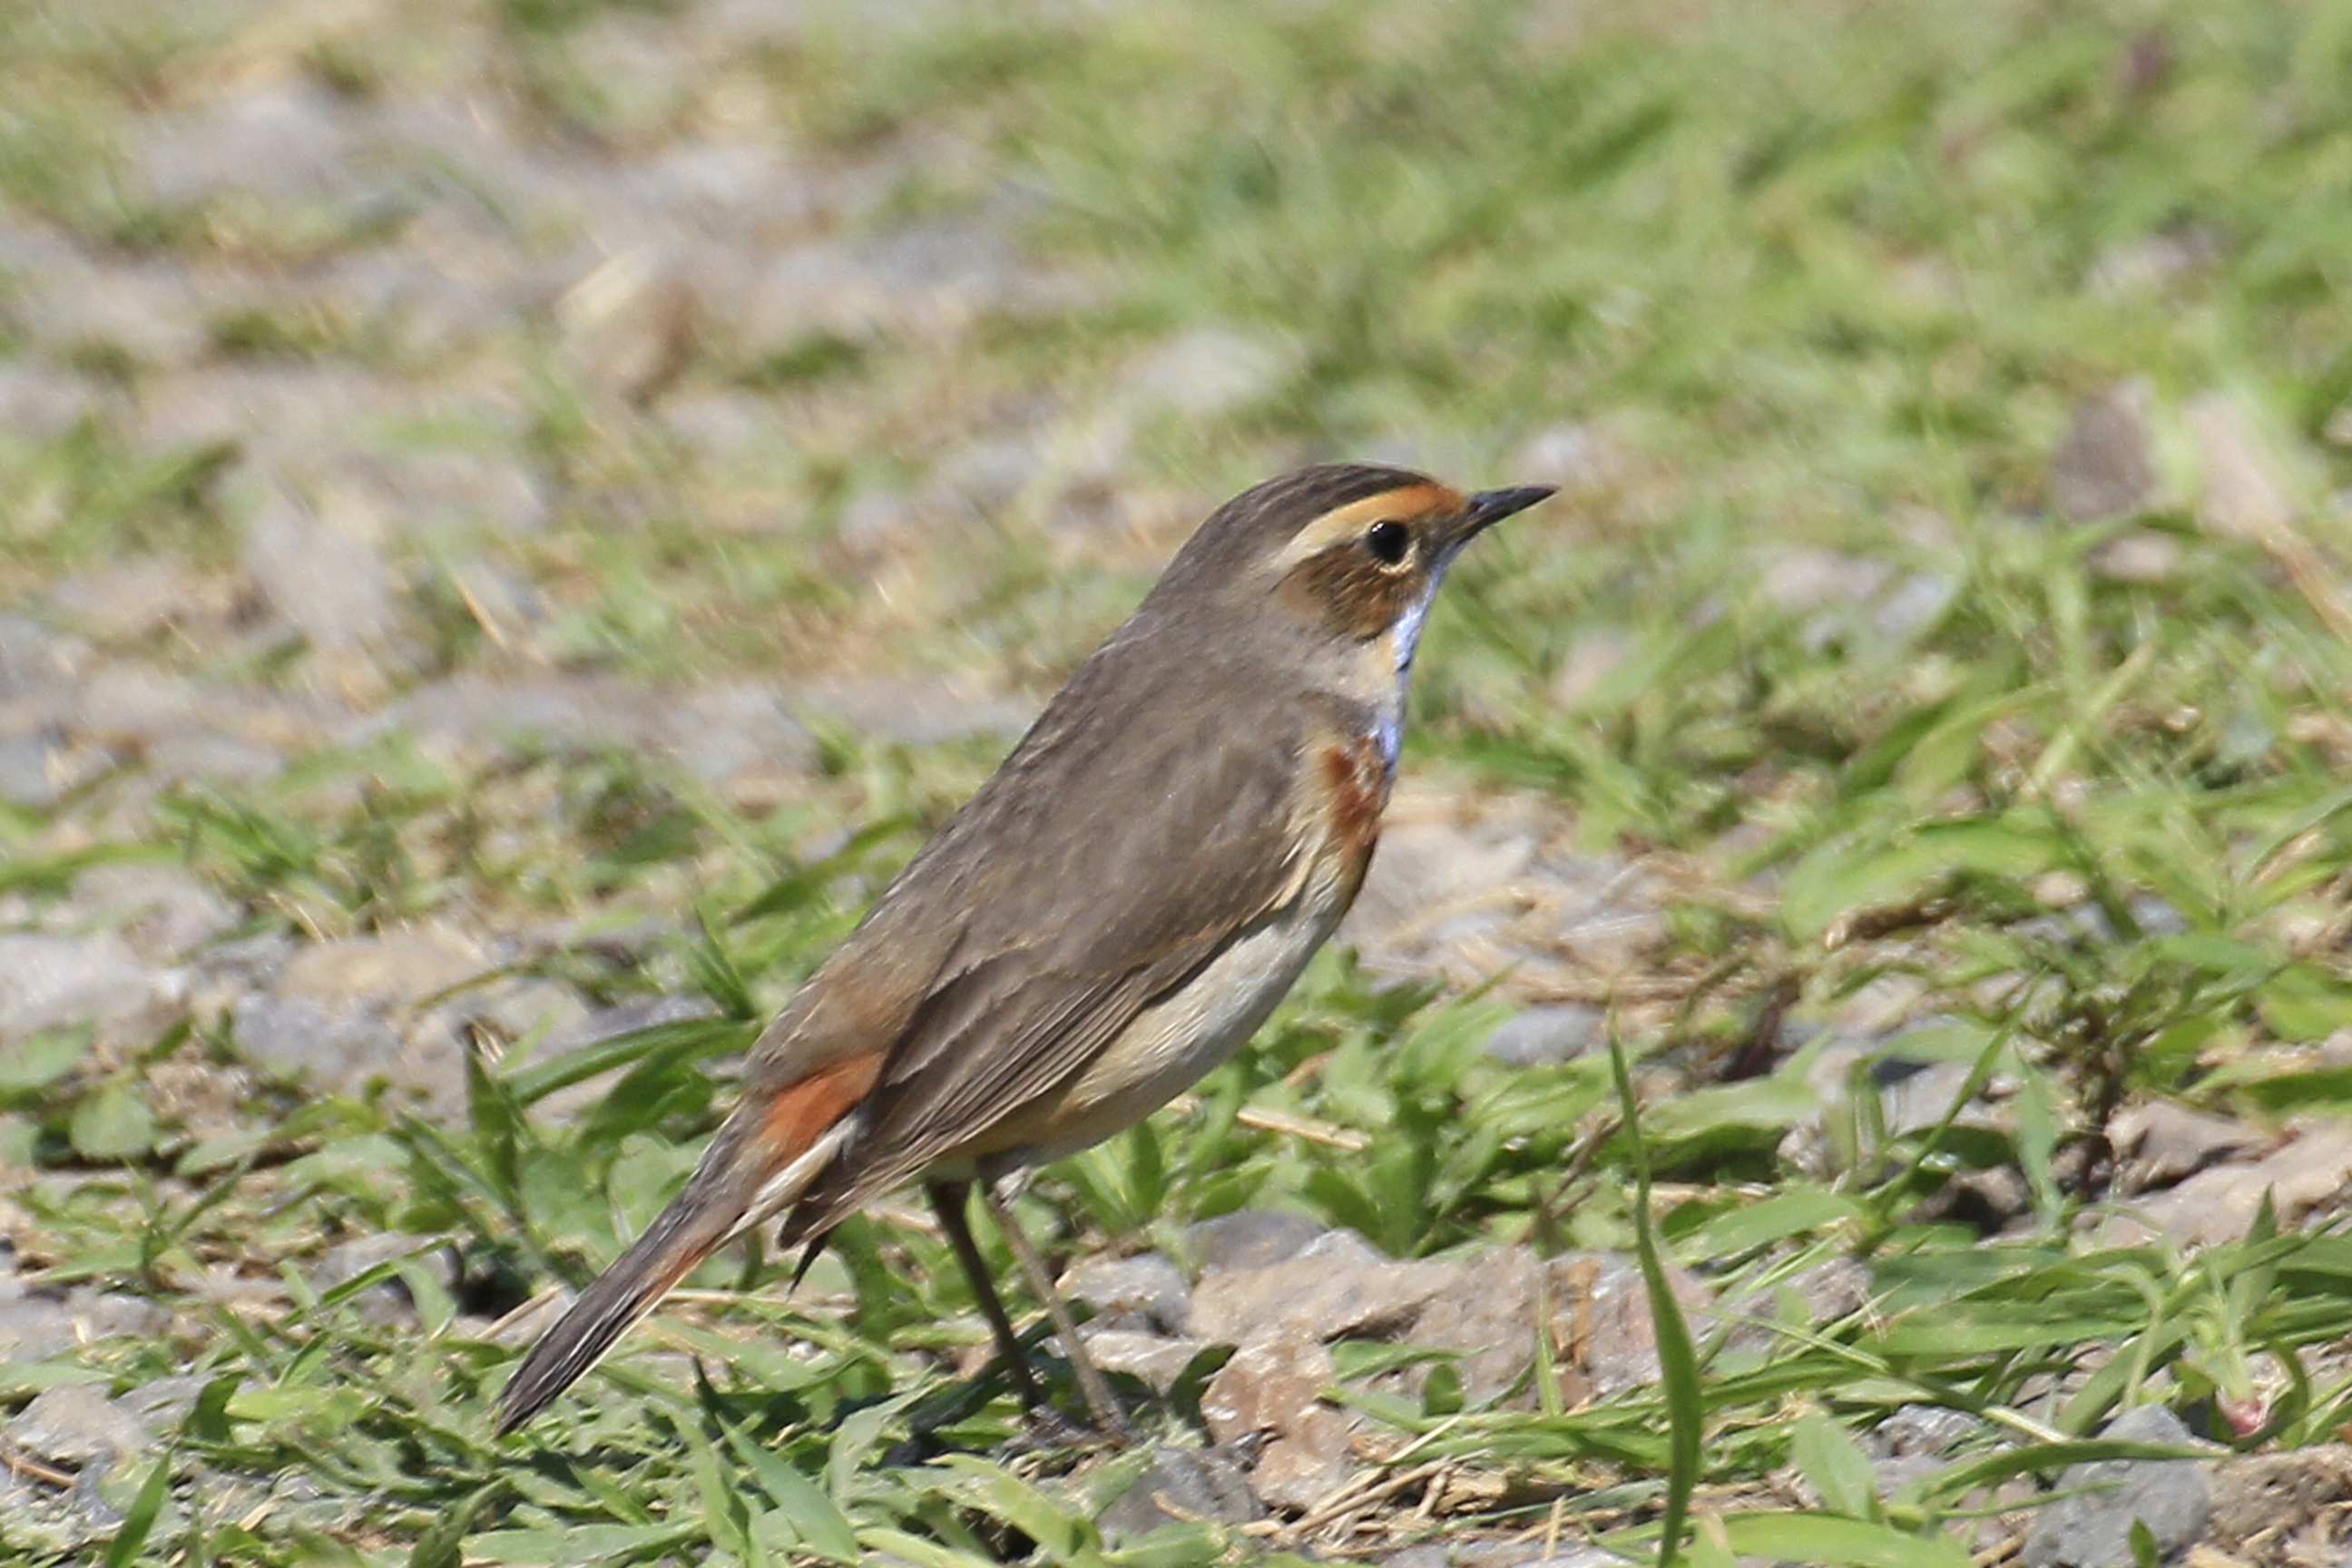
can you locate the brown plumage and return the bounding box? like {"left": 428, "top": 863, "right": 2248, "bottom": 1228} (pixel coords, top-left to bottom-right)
{"left": 495, "top": 463, "right": 1553, "bottom": 1437}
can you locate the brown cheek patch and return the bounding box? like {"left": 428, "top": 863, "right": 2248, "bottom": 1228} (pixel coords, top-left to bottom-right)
{"left": 755, "top": 1051, "right": 885, "bottom": 1168}
{"left": 1281, "top": 548, "right": 1422, "bottom": 639}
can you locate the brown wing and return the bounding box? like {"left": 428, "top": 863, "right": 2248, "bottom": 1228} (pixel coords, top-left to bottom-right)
{"left": 763, "top": 628, "right": 1330, "bottom": 1245}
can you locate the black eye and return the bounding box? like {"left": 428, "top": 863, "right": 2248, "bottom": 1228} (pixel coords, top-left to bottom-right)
{"left": 1365, "top": 520, "right": 1409, "bottom": 565}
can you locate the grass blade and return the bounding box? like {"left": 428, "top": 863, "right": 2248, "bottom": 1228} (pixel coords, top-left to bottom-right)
{"left": 1611, "top": 1030, "right": 1701, "bottom": 1568}
{"left": 100, "top": 1453, "right": 173, "bottom": 1568}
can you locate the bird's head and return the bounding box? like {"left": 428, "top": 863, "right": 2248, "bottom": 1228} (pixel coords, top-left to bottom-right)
{"left": 1150, "top": 463, "right": 1554, "bottom": 674}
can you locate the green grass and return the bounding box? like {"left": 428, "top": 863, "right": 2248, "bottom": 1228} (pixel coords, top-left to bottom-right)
{"left": 13, "top": 0, "right": 2352, "bottom": 1563}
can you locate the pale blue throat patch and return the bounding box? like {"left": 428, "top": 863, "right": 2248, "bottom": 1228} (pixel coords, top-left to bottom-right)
{"left": 1377, "top": 562, "right": 1452, "bottom": 772}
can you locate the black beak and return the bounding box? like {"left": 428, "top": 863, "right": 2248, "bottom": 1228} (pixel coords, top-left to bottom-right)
{"left": 1463, "top": 485, "right": 1556, "bottom": 532}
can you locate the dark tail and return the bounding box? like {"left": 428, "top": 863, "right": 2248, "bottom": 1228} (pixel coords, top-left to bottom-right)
{"left": 494, "top": 1053, "right": 879, "bottom": 1434}
{"left": 494, "top": 1190, "right": 740, "bottom": 1434}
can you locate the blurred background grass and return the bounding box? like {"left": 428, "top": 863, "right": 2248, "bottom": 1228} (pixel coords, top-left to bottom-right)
{"left": 12, "top": 0, "right": 2352, "bottom": 1563}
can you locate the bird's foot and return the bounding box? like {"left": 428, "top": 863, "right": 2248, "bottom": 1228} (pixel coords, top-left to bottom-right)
{"left": 1002, "top": 1403, "right": 1132, "bottom": 1456}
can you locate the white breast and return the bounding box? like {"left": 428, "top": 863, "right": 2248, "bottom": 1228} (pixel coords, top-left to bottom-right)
{"left": 1011, "top": 892, "right": 1343, "bottom": 1164}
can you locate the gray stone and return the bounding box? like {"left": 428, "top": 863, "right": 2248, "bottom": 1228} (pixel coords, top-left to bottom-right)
{"left": 1200, "top": 1337, "right": 1332, "bottom": 1446}
{"left": 789, "top": 675, "right": 1037, "bottom": 746}
{"left": 556, "top": 250, "right": 698, "bottom": 405}
{"left": 115, "top": 1376, "right": 208, "bottom": 1430}
{"left": 448, "top": 978, "right": 590, "bottom": 1052}
{"left": 2088, "top": 230, "right": 2220, "bottom": 297}
{"left": 5, "top": 1384, "right": 154, "bottom": 1465}
{"left": 1873, "top": 1453, "right": 1951, "bottom": 1501}
{"left": 1098, "top": 1445, "right": 1264, "bottom": 1542}
{"left": 1877, "top": 1404, "right": 1983, "bottom": 1456}
{"left": 926, "top": 434, "right": 1043, "bottom": 513}
{"left": 0, "top": 361, "right": 98, "bottom": 442}
{"left": 1416, "top": 1548, "right": 1632, "bottom": 1568}
{"left": 299, "top": 244, "right": 527, "bottom": 359}
{"left": 191, "top": 931, "right": 295, "bottom": 995}
{"left": 1186, "top": 1210, "right": 1327, "bottom": 1274}
{"left": 1877, "top": 1059, "right": 1979, "bottom": 1137}
{"left": 0, "top": 730, "right": 56, "bottom": 807}
{"left": 371, "top": 449, "right": 548, "bottom": 539}
{"left": 1783, "top": 1256, "right": 1873, "bottom": 1324}
{"left": 0, "top": 1246, "right": 172, "bottom": 1363}
{"left": 2088, "top": 530, "right": 2180, "bottom": 584}
{"left": 1341, "top": 816, "right": 1542, "bottom": 971}
{"left": 129, "top": 363, "right": 401, "bottom": 461}
{"left": 132, "top": 83, "right": 363, "bottom": 207}
{"left": 231, "top": 995, "right": 401, "bottom": 1083}
{"left": 1550, "top": 628, "right": 1632, "bottom": 710}
{"left": 0, "top": 612, "right": 83, "bottom": 697}
{"left": 835, "top": 485, "right": 917, "bottom": 546}
{"left": 670, "top": 683, "right": 818, "bottom": 786}
{"left": 1874, "top": 572, "right": 1956, "bottom": 641}
{"left": 145, "top": 730, "right": 285, "bottom": 785}
{"left": 240, "top": 479, "right": 399, "bottom": 657}
{"left": 60, "top": 862, "right": 239, "bottom": 962}
{"left": 1513, "top": 420, "right": 1627, "bottom": 494}
{"left": 2131, "top": 1119, "right": 2352, "bottom": 1246}
{"left": 1121, "top": 328, "right": 1295, "bottom": 420}
{"left": 1548, "top": 1251, "right": 1714, "bottom": 1399}
{"left": 1062, "top": 1253, "right": 1190, "bottom": 1337}
{"left": 1085, "top": 1331, "right": 1212, "bottom": 1395}
{"left": 2019, "top": 1405, "right": 2208, "bottom": 1568}
{"left": 279, "top": 928, "right": 486, "bottom": 1011}
{"left": 310, "top": 1234, "right": 458, "bottom": 1328}
{"left": 612, "top": 137, "right": 831, "bottom": 236}
{"left": 1406, "top": 1245, "right": 1550, "bottom": 1406}
{"left": 1199, "top": 1338, "right": 1356, "bottom": 1512}
{"left": 1383, "top": 1545, "right": 1449, "bottom": 1568}
{"left": 2112, "top": 1101, "right": 2261, "bottom": 1194}
{"left": 74, "top": 1289, "right": 171, "bottom": 1344}
{"left": 0, "top": 729, "right": 111, "bottom": 808}
{"left": 74, "top": 665, "right": 206, "bottom": 742}
{"left": 661, "top": 389, "right": 781, "bottom": 466}
{"left": 1534, "top": 858, "right": 1671, "bottom": 981}
{"left": 2131, "top": 896, "right": 2190, "bottom": 938}
{"left": 1484, "top": 1004, "right": 1602, "bottom": 1067}
{"left": 0, "top": 933, "right": 181, "bottom": 1048}
{"left": 1188, "top": 1230, "right": 1458, "bottom": 1348}
{"left": 1398, "top": 1246, "right": 1721, "bottom": 1410}
{"left": 737, "top": 220, "right": 1043, "bottom": 348}
{"left": 373, "top": 673, "right": 634, "bottom": 753}
{"left": 0, "top": 1289, "right": 78, "bottom": 1361}
{"left": 2050, "top": 383, "right": 2160, "bottom": 524}
{"left": 1247, "top": 1401, "right": 1356, "bottom": 1512}
{"left": 14, "top": 245, "right": 211, "bottom": 368}
{"left": 371, "top": 674, "right": 813, "bottom": 783}
{"left": 1759, "top": 548, "right": 1894, "bottom": 614}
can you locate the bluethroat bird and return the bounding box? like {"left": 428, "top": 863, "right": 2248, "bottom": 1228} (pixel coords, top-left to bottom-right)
{"left": 495, "top": 463, "right": 1553, "bottom": 1439}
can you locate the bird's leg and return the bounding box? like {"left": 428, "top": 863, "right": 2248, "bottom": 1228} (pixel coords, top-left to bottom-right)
{"left": 980, "top": 1176, "right": 1138, "bottom": 1444}
{"left": 925, "top": 1180, "right": 1045, "bottom": 1416}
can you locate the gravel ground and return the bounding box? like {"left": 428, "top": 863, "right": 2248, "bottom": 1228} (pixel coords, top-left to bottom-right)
{"left": 9, "top": 2, "right": 2352, "bottom": 1564}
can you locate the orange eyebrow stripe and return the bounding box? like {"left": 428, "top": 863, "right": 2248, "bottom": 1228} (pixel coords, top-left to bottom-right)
{"left": 1270, "top": 483, "right": 1465, "bottom": 568}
